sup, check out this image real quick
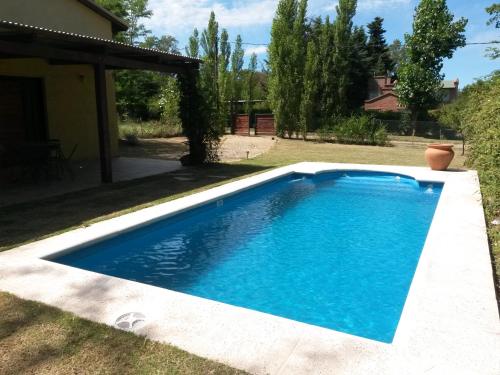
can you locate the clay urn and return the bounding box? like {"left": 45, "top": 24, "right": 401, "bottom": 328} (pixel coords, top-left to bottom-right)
{"left": 425, "top": 144, "right": 455, "bottom": 171}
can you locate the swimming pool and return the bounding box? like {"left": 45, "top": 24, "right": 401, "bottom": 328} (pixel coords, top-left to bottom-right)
{"left": 53, "top": 170, "right": 442, "bottom": 343}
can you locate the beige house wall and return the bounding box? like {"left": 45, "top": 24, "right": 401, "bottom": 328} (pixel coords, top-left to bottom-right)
{"left": 0, "top": 59, "right": 118, "bottom": 160}
{"left": 0, "top": 0, "right": 113, "bottom": 38}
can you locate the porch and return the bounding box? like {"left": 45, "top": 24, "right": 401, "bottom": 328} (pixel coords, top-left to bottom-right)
{"left": 0, "top": 20, "right": 200, "bottom": 184}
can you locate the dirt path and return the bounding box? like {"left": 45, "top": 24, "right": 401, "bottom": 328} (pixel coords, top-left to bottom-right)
{"left": 218, "top": 135, "right": 277, "bottom": 162}
{"left": 120, "top": 135, "right": 277, "bottom": 162}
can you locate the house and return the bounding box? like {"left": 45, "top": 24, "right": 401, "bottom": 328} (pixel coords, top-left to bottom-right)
{"left": 0, "top": 0, "right": 199, "bottom": 182}
{"left": 364, "top": 75, "right": 459, "bottom": 112}
{"left": 441, "top": 79, "right": 459, "bottom": 103}
{"left": 364, "top": 76, "right": 402, "bottom": 112}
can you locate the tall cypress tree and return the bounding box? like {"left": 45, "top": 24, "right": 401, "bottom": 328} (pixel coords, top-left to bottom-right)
{"left": 268, "top": 0, "right": 307, "bottom": 137}
{"left": 200, "top": 12, "right": 219, "bottom": 104}
{"left": 185, "top": 28, "right": 200, "bottom": 58}
{"left": 367, "top": 17, "right": 393, "bottom": 76}
{"left": 300, "top": 38, "right": 319, "bottom": 139}
{"left": 332, "top": 0, "right": 357, "bottom": 115}
{"left": 218, "top": 29, "right": 231, "bottom": 130}
{"left": 319, "top": 16, "right": 336, "bottom": 122}
{"left": 199, "top": 12, "right": 221, "bottom": 130}
{"left": 347, "top": 26, "right": 371, "bottom": 110}
{"left": 231, "top": 35, "right": 245, "bottom": 103}
{"left": 246, "top": 53, "right": 258, "bottom": 115}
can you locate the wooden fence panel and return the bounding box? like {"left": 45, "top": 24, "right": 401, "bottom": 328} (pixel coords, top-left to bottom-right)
{"left": 232, "top": 114, "right": 250, "bottom": 135}
{"left": 255, "top": 114, "right": 275, "bottom": 136}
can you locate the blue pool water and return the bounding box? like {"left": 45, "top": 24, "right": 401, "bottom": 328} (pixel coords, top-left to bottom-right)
{"left": 53, "top": 171, "right": 442, "bottom": 343}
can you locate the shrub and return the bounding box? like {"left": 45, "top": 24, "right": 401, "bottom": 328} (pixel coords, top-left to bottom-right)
{"left": 334, "top": 115, "right": 388, "bottom": 146}
{"left": 461, "top": 72, "right": 500, "bottom": 221}
{"left": 119, "top": 121, "right": 183, "bottom": 139}
{"left": 439, "top": 71, "right": 499, "bottom": 285}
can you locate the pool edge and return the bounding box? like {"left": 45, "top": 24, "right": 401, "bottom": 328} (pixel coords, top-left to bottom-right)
{"left": 1, "top": 162, "right": 498, "bottom": 375}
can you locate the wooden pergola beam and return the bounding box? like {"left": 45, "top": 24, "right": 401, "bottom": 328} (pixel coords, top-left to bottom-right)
{"left": 0, "top": 40, "right": 197, "bottom": 73}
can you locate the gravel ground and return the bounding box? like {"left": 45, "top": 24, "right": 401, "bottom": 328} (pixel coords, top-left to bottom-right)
{"left": 217, "top": 135, "right": 277, "bottom": 162}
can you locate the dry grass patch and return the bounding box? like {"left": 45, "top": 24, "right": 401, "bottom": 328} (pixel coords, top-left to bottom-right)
{"left": 0, "top": 293, "right": 246, "bottom": 375}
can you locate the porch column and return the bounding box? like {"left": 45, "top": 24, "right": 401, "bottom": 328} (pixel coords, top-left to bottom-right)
{"left": 94, "top": 62, "right": 112, "bottom": 183}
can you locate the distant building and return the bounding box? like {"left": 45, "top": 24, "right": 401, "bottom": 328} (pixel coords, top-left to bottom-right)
{"left": 364, "top": 76, "right": 402, "bottom": 112}
{"left": 364, "top": 76, "right": 459, "bottom": 112}
{"left": 441, "top": 79, "right": 460, "bottom": 103}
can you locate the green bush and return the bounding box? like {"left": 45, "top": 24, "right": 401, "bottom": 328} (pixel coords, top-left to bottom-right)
{"left": 439, "top": 71, "right": 499, "bottom": 285}
{"left": 334, "top": 115, "right": 388, "bottom": 146}
{"left": 461, "top": 72, "right": 500, "bottom": 221}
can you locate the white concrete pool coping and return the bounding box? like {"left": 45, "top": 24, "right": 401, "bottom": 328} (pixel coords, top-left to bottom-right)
{"left": 1, "top": 162, "right": 499, "bottom": 374}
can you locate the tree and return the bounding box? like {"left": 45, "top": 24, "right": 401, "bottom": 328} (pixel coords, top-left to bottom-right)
{"left": 388, "top": 39, "right": 405, "bottom": 75}
{"left": 95, "top": 0, "right": 127, "bottom": 19}
{"left": 157, "top": 76, "right": 181, "bottom": 129}
{"left": 366, "top": 17, "right": 393, "bottom": 76}
{"left": 332, "top": 0, "right": 357, "bottom": 115}
{"left": 230, "top": 35, "right": 245, "bottom": 103}
{"left": 96, "top": 0, "right": 153, "bottom": 44}
{"left": 122, "top": 0, "right": 153, "bottom": 44}
{"left": 319, "top": 17, "right": 336, "bottom": 122}
{"left": 300, "top": 37, "right": 319, "bottom": 138}
{"left": 186, "top": 29, "right": 200, "bottom": 58}
{"left": 141, "top": 35, "right": 179, "bottom": 53}
{"left": 486, "top": 3, "right": 500, "bottom": 59}
{"left": 218, "top": 29, "right": 231, "bottom": 130}
{"left": 178, "top": 71, "right": 219, "bottom": 164}
{"left": 200, "top": 11, "right": 220, "bottom": 125}
{"left": 245, "top": 53, "right": 258, "bottom": 115}
{"left": 347, "top": 26, "right": 371, "bottom": 110}
{"left": 395, "top": 0, "right": 467, "bottom": 135}
{"left": 268, "top": 0, "right": 307, "bottom": 137}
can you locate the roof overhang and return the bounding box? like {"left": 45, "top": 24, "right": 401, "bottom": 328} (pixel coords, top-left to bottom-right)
{"left": 0, "top": 20, "right": 201, "bottom": 73}
{"left": 364, "top": 92, "right": 398, "bottom": 104}
{"left": 77, "top": 0, "right": 128, "bottom": 32}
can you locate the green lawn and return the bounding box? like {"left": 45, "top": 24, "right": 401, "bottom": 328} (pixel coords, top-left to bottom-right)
{"left": 0, "top": 138, "right": 476, "bottom": 374}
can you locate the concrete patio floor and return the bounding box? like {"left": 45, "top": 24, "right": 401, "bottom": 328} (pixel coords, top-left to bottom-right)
{"left": 0, "top": 157, "right": 182, "bottom": 207}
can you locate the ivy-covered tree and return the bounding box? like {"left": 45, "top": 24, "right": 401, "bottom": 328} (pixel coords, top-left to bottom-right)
{"left": 366, "top": 17, "right": 393, "bottom": 76}
{"left": 395, "top": 0, "right": 467, "bottom": 135}
{"left": 178, "top": 71, "right": 219, "bottom": 164}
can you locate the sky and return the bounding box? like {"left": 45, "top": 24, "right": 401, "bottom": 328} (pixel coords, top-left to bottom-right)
{"left": 144, "top": 0, "right": 499, "bottom": 87}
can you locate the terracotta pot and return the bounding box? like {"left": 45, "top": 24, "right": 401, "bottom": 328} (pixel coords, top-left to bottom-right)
{"left": 425, "top": 144, "right": 455, "bottom": 170}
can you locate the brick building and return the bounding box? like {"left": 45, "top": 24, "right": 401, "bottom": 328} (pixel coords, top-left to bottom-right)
{"left": 364, "top": 76, "right": 459, "bottom": 112}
